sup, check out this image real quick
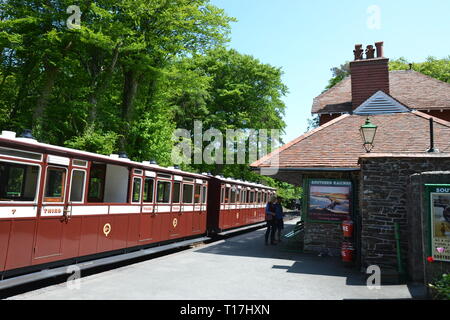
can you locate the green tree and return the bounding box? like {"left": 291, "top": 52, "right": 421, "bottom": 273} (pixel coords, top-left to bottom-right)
{"left": 168, "top": 47, "right": 288, "bottom": 178}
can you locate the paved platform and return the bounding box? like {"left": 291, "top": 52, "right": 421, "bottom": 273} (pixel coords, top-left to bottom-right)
{"left": 5, "top": 218, "right": 424, "bottom": 300}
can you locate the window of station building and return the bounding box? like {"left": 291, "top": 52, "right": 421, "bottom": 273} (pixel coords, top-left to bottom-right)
{"left": 183, "top": 184, "right": 194, "bottom": 203}
{"left": 202, "top": 186, "right": 207, "bottom": 204}
{"left": 143, "top": 178, "right": 154, "bottom": 203}
{"left": 0, "top": 161, "right": 40, "bottom": 202}
{"left": 44, "top": 167, "right": 67, "bottom": 202}
{"left": 157, "top": 180, "right": 171, "bottom": 203}
{"left": 70, "top": 170, "right": 86, "bottom": 202}
{"left": 88, "top": 163, "right": 106, "bottom": 203}
{"left": 173, "top": 182, "right": 181, "bottom": 203}
{"left": 132, "top": 177, "right": 142, "bottom": 203}
{"left": 194, "top": 184, "right": 201, "bottom": 204}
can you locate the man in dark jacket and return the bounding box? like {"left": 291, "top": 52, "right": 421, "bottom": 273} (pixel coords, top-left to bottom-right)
{"left": 274, "top": 197, "right": 284, "bottom": 242}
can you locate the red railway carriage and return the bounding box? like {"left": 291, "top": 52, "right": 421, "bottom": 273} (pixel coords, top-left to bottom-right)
{"left": 206, "top": 176, "right": 276, "bottom": 234}
{"left": 0, "top": 130, "right": 209, "bottom": 276}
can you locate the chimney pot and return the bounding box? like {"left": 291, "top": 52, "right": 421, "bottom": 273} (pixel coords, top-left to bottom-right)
{"left": 353, "top": 44, "right": 364, "bottom": 60}
{"left": 375, "top": 41, "right": 384, "bottom": 58}
{"left": 365, "top": 45, "right": 375, "bottom": 59}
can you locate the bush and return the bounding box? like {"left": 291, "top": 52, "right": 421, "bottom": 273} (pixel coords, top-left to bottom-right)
{"left": 429, "top": 273, "right": 450, "bottom": 300}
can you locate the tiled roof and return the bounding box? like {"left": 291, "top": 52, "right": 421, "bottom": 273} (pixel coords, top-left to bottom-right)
{"left": 312, "top": 70, "right": 450, "bottom": 114}
{"left": 251, "top": 111, "right": 450, "bottom": 169}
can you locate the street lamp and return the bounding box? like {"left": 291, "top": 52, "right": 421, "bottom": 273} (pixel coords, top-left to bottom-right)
{"left": 360, "top": 117, "right": 378, "bottom": 153}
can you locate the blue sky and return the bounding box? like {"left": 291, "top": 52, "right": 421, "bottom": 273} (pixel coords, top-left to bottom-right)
{"left": 210, "top": 0, "right": 450, "bottom": 144}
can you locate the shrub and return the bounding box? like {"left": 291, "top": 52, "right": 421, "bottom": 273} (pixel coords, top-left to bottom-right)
{"left": 429, "top": 273, "right": 450, "bottom": 300}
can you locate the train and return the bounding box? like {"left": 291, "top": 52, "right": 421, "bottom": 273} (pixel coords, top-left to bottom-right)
{"left": 0, "top": 130, "right": 275, "bottom": 279}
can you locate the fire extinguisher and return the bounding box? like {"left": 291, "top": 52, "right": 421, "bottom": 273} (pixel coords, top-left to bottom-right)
{"left": 342, "top": 220, "right": 354, "bottom": 238}
{"left": 341, "top": 242, "right": 354, "bottom": 263}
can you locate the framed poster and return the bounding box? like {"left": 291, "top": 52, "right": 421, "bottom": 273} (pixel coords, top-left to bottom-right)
{"left": 427, "top": 185, "right": 450, "bottom": 262}
{"left": 306, "top": 180, "right": 352, "bottom": 222}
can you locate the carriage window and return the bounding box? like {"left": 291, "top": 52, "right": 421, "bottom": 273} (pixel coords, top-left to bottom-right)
{"left": 194, "top": 184, "right": 201, "bottom": 204}
{"left": 249, "top": 191, "right": 255, "bottom": 203}
{"left": 45, "top": 167, "right": 66, "bottom": 202}
{"left": 132, "top": 177, "right": 142, "bottom": 203}
{"left": 88, "top": 163, "right": 106, "bottom": 202}
{"left": 202, "top": 186, "right": 207, "bottom": 204}
{"left": 220, "top": 188, "right": 225, "bottom": 204}
{"left": 143, "top": 178, "right": 154, "bottom": 203}
{"left": 230, "top": 188, "right": 236, "bottom": 203}
{"left": 183, "top": 184, "right": 193, "bottom": 203}
{"left": 173, "top": 182, "right": 181, "bottom": 203}
{"left": 225, "top": 187, "right": 230, "bottom": 203}
{"left": 157, "top": 181, "right": 171, "bottom": 203}
{"left": 0, "top": 162, "right": 39, "bottom": 202}
{"left": 257, "top": 192, "right": 262, "bottom": 204}
{"left": 70, "top": 170, "right": 86, "bottom": 202}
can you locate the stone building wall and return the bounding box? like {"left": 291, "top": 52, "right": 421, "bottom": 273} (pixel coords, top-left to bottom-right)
{"left": 359, "top": 154, "right": 450, "bottom": 277}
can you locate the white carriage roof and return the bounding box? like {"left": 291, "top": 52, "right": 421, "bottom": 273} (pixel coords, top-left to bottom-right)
{"left": 0, "top": 131, "right": 206, "bottom": 179}
{"left": 214, "top": 175, "right": 275, "bottom": 190}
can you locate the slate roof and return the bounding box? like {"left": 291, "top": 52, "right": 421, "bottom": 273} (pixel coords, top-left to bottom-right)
{"left": 312, "top": 70, "right": 450, "bottom": 114}
{"left": 251, "top": 111, "right": 450, "bottom": 169}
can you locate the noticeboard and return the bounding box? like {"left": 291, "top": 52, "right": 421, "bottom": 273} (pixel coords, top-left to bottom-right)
{"left": 427, "top": 185, "right": 450, "bottom": 262}
{"left": 306, "top": 180, "right": 352, "bottom": 223}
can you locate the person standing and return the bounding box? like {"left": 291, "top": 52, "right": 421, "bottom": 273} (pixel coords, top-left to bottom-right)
{"left": 265, "top": 195, "right": 277, "bottom": 245}
{"left": 274, "top": 197, "right": 284, "bottom": 242}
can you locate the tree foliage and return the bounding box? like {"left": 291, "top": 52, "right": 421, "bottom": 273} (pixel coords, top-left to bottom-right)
{"left": 0, "top": 0, "right": 299, "bottom": 196}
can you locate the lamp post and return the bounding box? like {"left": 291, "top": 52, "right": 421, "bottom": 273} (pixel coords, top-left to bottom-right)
{"left": 360, "top": 117, "right": 378, "bottom": 153}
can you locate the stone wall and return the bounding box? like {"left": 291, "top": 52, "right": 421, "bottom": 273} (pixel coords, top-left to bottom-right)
{"left": 359, "top": 154, "right": 450, "bottom": 278}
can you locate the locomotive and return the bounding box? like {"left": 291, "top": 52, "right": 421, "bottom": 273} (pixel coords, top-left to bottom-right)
{"left": 0, "top": 130, "right": 275, "bottom": 280}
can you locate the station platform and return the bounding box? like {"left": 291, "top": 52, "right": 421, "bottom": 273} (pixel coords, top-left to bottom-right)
{"left": 5, "top": 218, "right": 424, "bottom": 300}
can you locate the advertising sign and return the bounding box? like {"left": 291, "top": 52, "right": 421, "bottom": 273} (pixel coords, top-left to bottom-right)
{"left": 307, "top": 180, "right": 352, "bottom": 222}
{"left": 428, "top": 185, "right": 450, "bottom": 262}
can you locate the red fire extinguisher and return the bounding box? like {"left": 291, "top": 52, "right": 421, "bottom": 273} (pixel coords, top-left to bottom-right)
{"left": 342, "top": 220, "right": 354, "bottom": 238}
{"left": 341, "top": 242, "right": 354, "bottom": 263}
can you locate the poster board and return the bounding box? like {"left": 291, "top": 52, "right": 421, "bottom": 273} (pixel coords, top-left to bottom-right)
{"left": 427, "top": 185, "right": 450, "bottom": 262}
{"left": 306, "top": 179, "right": 352, "bottom": 223}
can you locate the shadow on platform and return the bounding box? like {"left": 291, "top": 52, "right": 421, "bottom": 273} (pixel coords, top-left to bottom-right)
{"left": 195, "top": 219, "right": 368, "bottom": 286}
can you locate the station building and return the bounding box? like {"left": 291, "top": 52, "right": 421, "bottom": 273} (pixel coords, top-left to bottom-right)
{"left": 251, "top": 42, "right": 450, "bottom": 283}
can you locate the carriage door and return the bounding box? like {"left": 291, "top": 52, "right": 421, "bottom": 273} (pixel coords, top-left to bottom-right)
{"left": 34, "top": 155, "right": 71, "bottom": 260}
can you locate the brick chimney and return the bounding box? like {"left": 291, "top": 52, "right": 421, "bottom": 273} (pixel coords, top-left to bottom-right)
{"left": 350, "top": 42, "right": 390, "bottom": 109}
